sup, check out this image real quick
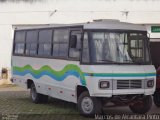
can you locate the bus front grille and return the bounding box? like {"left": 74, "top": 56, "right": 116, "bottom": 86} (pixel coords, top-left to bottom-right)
{"left": 117, "top": 80, "right": 142, "bottom": 89}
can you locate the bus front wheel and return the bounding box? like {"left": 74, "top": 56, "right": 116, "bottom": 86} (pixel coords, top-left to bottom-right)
{"left": 129, "top": 95, "right": 152, "bottom": 114}
{"left": 30, "top": 83, "right": 48, "bottom": 103}
{"left": 77, "top": 91, "right": 102, "bottom": 117}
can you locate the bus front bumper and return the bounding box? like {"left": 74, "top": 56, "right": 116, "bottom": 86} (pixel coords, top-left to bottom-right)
{"left": 90, "top": 79, "right": 156, "bottom": 97}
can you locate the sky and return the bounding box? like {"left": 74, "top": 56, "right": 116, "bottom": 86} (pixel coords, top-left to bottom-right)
{"left": 0, "top": 0, "right": 160, "bottom": 69}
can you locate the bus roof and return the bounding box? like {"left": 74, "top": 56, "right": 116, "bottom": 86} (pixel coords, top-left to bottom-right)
{"left": 14, "top": 19, "right": 146, "bottom": 31}
{"left": 84, "top": 19, "right": 146, "bottom": 31}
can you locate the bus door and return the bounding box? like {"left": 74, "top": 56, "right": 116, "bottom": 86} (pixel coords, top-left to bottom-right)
{"left": 69, "top": 30, "right": 82, "bottom": 60}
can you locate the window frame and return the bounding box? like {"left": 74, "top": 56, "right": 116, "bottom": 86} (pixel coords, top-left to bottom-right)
{"left": 128, "top": 33, "right": 146, "bottom": 61}
{"left": 81, "top": 31, "right": 90, "bottom": 64}
{"left": 68, "top": 29, "right": 83, "bottom": 60}
{"left": 13, "top": 28, "right": 150, "bottom": 65}
{"left": 38, "top": 29, "right": 53, "bottom": 57}
{"left": 25, "top": 30, "right": 39, "bottom": 55}
{"left": 52, "top": 28, "right": 70, "bottom": 58}
{"left": 12, "top": 26, "right": 83, "bottom": 61}
{"left": 13, "top": 30, "right": 26, "bottom": 55}
{"left": 80, "top": 29, "right": 151, "bottom": 65}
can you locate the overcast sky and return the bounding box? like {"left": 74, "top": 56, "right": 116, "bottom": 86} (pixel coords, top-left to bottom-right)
{"left": 0, "top": 0, "right": 160, "bottom": 69}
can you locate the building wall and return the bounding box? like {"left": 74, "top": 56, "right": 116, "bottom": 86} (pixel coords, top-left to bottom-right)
{"left": 146, "top": 25, "right": 160, "bottom": 41}
{"left": 0, "top": 0, "right": 160, "bottom": 69}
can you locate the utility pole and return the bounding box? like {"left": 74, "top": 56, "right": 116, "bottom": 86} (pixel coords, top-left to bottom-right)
{"left": 121, "top": 10, "right": 129, "bottom": 22}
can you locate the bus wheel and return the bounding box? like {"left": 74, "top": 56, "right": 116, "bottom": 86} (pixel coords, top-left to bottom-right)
{"left": 129, "top": 95, "right": 152, "bottom": 114}
{"left": 78, "top": 91, "right": 102, "bottom": 117}
{"left": 30, "top": 83, "right": 48, "bottom": 103}
{"left": 153, "top": 91, "right": 160, "bottom": 107}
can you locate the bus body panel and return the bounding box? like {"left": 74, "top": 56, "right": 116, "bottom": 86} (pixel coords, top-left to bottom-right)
{"left": 12, "top": 56, "right": 82, "bottom": 103}
{"left": 82, "top": 65, "right": 156, "bottom": 97}
{"left": 12, "top": 56, "right": 156, "bottom": 103}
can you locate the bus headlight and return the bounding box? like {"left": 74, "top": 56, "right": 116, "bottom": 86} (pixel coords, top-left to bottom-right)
{"left": 99, "top": 81, "right": 110, "bottom": 89}
{"left": 147, "top": 79, "right": 154, "bottom": 88}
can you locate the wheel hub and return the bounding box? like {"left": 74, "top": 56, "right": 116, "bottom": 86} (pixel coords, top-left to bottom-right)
{"left": 81, "top": 97, "right": 93, "bottom": 114}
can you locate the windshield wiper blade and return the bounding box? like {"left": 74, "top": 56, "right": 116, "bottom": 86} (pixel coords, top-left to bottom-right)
{"left": 135, "top": 61, "right": 145, "bottom": 65}
{"left": 124, "top": 59, "right": 145, "bottom": 64}
{"left": 100, "top": 59, "right": 117, "bottom": 63}
{"left": 123, "top": 60, "right": 133, "bottom": 63}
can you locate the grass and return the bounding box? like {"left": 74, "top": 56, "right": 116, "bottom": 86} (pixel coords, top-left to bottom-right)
{"left": 0, "top": 85, "right": 94, "bottom": 120}
{"left": 3, "top": 84, "right": 159, "bottom": 120}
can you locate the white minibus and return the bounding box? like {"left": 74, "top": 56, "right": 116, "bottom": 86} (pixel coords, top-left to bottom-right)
{"left": 11, "top": 20, "right": 156, "bottom": 116}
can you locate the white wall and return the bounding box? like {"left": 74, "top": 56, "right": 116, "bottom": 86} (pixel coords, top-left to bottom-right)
{"left": 0, "top": 0, "right": 160, "bottom": 69}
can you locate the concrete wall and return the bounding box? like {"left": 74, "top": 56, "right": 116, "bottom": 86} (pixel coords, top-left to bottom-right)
{"left": 0, "top": 0, "right": 160, "bottom": 69}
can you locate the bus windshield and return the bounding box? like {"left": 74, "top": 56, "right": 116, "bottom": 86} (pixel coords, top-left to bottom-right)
{"left": 89, "top": 31, "right": 150, "bottom": 64}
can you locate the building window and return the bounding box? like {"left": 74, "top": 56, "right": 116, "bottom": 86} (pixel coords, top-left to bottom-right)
{"left": 53, "top": 29, "right": 69, "bottom": 58}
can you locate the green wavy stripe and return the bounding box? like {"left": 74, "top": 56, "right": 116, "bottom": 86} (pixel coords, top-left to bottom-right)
{"left": 13, "top": 64, "right": 86, "bottom": 85}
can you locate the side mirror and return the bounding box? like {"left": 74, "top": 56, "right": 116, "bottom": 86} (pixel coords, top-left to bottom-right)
{"left": 70, "top": 35, "right": 77, "bottom": 48}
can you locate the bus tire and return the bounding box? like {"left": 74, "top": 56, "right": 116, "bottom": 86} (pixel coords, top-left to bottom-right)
{"left": 78, "top": 91, "right": 102, "bottom": 117}
{"left": 153, "top": 91, "right": 160, "bottom": 107}
{"left": 30, "top": 83, "right": 48, "bottom": 103}
{"left": 129, "top": 95, "right": 152, "bottom": 114}
{"left": 40, "top": 95, "right": 48, "bottom": 103}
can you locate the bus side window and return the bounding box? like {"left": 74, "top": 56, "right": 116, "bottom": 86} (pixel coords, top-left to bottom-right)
{"left": 25, "top": 30, "right": 38, "bottom": 55}
{"left": 53, "top": 29, "right": 69, "bottom": 58}
{"left": 14, "top": 43, "right": 25, "bottom": 54}
{"left": 14, "top": 31, "right": 26, "bottom": 54}
{"left": 69, "top": 31, "right": 81, "bottom": 60}
{"left": 38, "top": 29, "right": 52, "bottom": 56}
{"left": 82, "top": 32, "right": 90, "bottom": 63}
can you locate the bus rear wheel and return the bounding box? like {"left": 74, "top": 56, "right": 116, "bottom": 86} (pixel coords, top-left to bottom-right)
{"left": 78, "top": 91, "right": 102, "bottom": 117}
{"left": 153, "top": 91, "right": 160, "bottom": 107}
{"left": 129, "top": 95, "right": 152, "bottom": 114}
{"left": 30, "top": 83, "right": 48, "bottom": 103}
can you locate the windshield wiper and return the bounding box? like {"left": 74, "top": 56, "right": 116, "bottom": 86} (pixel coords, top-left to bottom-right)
{"left": 135, "top": 60, "right": 146, "bottom": 65}
{"left": 123, "top": 60, "right": 133, "bottom": 63}
{"left": 99, "top": 59, "right": 118, "bottom": 63}
{"left": 124, "top": 59, "right": 145, "bottom": 64}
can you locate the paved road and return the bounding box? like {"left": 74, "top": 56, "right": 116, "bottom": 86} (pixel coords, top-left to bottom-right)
{"left": 0, "top": 85, "right": 160, "bottom": 120}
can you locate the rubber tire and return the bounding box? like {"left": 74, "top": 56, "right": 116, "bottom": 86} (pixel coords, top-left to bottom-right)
{"left": 129, "top": 95, "right": 152, "bottom": 114}
{"left": 30, "top": 83, "right": 48, "bottom": 104}
{"left": 153, "top": 91, "right": 160, "bottom": 107}
{"left": 78, "top": 91, "right": 102, "bottom": 117}
{"left": 40, "top": 95, "right": 48, "bottom": 103}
